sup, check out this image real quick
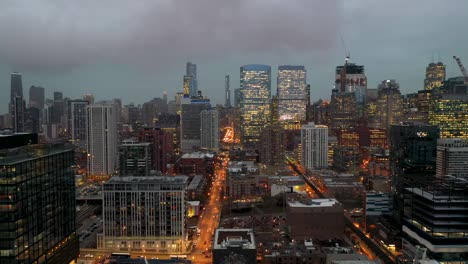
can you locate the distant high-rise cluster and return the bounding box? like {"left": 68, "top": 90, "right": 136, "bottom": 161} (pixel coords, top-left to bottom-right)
{"left": 2, "top": 53, "right": 468, "bottom": 264}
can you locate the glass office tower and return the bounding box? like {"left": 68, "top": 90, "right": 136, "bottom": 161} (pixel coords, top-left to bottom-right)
{"left": 240, "top": 64, "right": 271, "bottom": 149}
{"left": 0, "top": 139, "right": 79, "bottom": 264}
{"left": 277, "top": 65, "right": 307, "bottom": 122}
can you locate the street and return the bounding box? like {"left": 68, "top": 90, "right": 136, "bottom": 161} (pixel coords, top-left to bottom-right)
{"left": 189, "top": 159, "right": 227, "bottom": 263}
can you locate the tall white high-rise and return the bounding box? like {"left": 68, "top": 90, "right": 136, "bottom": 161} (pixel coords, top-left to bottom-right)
{"left": 200, "top": 108, "right": 219, "bottom": 150}
{"left": 436, "top": 138, "right": 468, "bottom": 178}
{"left": 86, "top": 102, "right": 118, "bottom": 176}
{"left": 301, "top": 122, "right": 328, "bottom": 170}
{"left": 277, "top": 65, "right": 307, "bottom": 121}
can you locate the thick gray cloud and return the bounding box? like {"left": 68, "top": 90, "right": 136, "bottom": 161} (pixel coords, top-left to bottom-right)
{"left": 0, "top": 0, "right": 342, "bottom": 71}
{"left": 1, "top": 0, "right": 468, "bottom": 113}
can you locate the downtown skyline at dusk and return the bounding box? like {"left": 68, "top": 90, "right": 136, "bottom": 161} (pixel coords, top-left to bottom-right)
{"left": 1, "top": 0, "right": 468, "bottom": 111}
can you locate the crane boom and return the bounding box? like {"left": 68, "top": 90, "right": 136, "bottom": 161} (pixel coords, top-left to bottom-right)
{"left": 453, "top": 56, "right": 468, "bottom": 84}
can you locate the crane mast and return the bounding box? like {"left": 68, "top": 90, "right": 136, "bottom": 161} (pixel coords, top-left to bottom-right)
{"left": 453, "top": 56, "right": 468, "bottom": 84}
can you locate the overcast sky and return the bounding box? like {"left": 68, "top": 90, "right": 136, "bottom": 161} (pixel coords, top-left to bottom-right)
{"left": 1, "top": 0, "right": 468, "bottom": 113}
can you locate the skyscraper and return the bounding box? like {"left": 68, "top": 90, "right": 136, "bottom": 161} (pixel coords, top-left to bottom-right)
{"left": 11, "top": 96, "right": 25, "bottom": 132}
{"left": 240, "top": 64, "right": 271, "bottom": 149}
{"left": 180, "top": 97, "right": 211, "bottom": 152}
{"left": 0, "top": 133, "right": 79, "bottom": 263}
{"left": 330, "top": 90, "right": 357, "bottom": 130}
{"left": 86, "top": 102, "right": 118, "bottom": 176}
{"left": 139, "top": 127, "right": 174, "bottom": 174}
{"left": 10, "top": 73, "right": 25, "bottom": 132}
{"left": 101, "top": 176, "right": 189, "bottom": 254}
{"left": 424, "top": 62, "right": 445, "bottom": 90}
{"left": 375, "top": 80, "right": 404, "bottom": 129}
{"left": 118, "top": 140, "right": 152, "bottom": 176}
{"left": 225, "top": 75, "right": 231, "bottom": 108}
{"left": 335, "top": 58, "right": 367, "bottom": 104}
{"left": 390, "top": 122, "right": 439, "bottom": 222}
{"left": 200, "top": 108, "right": 220, "bottom": 150}
{"left": 429, "top": 77, "right": 468, "bottom": 139}
{"left": 68, "top": 100, "right": 89, "bottom": 146}
{"left": 260, "top": 96, "right": 285, "bottom": 169}
{"left": 29, "top": 86, "right": 45, "bottom": 110}
{"left": 186, "top": 61, "right": 198, "bottom": 97}
{"left": 277, "top": 65, "right": 307, "bottom": 122}
{"left": 436, "top": 138, "right": 468, "bottom": 178}
{"left": 183, "top": 75, "right": 192, "bottom": 97}
{"left": 10, "top": 72, "right": 23, "bottom": 112}
{"left": 301, "top": 122, "right": 329, "bottom": 170}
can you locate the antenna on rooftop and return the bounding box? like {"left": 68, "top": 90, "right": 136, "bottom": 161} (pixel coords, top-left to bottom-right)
{"left": 340, "top": 35, "right": 350, "bottom": 62}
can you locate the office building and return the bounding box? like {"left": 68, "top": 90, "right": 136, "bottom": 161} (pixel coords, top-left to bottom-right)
{"left": 260, "top": 96, "right": 285, "bottom": 169}
{"left": 0, "top": 133, "right": 79, "bottom": 264}
{"left": 335, "top": 58, "right": 367, "bottom": 104}
{"left": 213, "top": 229, "right": 256, "bottom": 264}
{"left": 200, "top": 108, "right": 219, "bottom": 150}
{"left": 180, "top": 97, "right": 211, "bottom": 152}
{"left": 287, "top": 198, "right": 344, "bottom": 240}
{"left": 29, "top": 86, "right": 45, "bottom": 110}
{"left": 141, "top": 97, "right": 168, "bottom": 127}
{"left": 424, "top": 62, "right": 445, "bottom": 91}
{"left": 186, "top": 61, "right": 198, "bottom": 97}
{"left": 436, "top": 138, "right": 468, "bottom": 178}
{"left": 68, "top": 99, "right": 89, "bottom": 146}
{"left": 225, "top": 75, "right": 231, "bottom": 108}
{"left": 239, "top": 64, "right": 271, "bottom": 149}
{"left": 277, "top": 65, "right": 307, "bottom": 122}
{"left": 234, "top": 88, "right": 242, "bottom": 108}
{"left": 101, "top": 176, "right": 189, "bottom": 254}
{"left": 139, "top": 127, "right": 174, "bottom": 174}
{"left": 24, "top": 106, "right": 40, "bottom": 133}
{"left": 10, "top": 72, "right": 23, "bottom": 113}
{"left": 86, "top": 102, "right": 118, "bottom": 176}
{"left": 301, "top": 122, "right": 328, "bottom": 170}
{"left": 390, "top": 122, "right": 439, "bottom": 222}
{"left": 402, "top": 177, "right": 468, "bottom": 262}
{"left": 375, "top": 80, "right": 404, "bottom": 129}
{"left": 9, "top": 73, "right": 25, "bottom": 132}
{"left": 330, "top": 90, "right": 357, "bottom": 130}
{"left": 118, "top": 140, "right": 152, "bottom": 176}
{"left": 429, "top": 77, "right": 468, "bottom": 139}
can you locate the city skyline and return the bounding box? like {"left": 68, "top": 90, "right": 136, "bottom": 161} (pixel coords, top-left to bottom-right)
{"left": 1, "top": 1, "right": 468, "bottom": 112}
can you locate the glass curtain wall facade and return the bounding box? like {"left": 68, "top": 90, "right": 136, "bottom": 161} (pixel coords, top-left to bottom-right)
{"left": 240, "top": 64, "right": 271, "bottom": 149}
{"left": 277, "top": 65, "right": 307, "bottom": 122}
{"left": 0, "top": 145, "right": 79, "bottom": 264}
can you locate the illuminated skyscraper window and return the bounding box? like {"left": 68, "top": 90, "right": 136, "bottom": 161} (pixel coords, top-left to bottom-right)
{"left": 277, "top": 65, "right": 307, "bottom": 122}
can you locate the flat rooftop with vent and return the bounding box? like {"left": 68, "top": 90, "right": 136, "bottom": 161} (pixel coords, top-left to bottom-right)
{"left": 212, "top": 228, "right": 257, "bottom": 264}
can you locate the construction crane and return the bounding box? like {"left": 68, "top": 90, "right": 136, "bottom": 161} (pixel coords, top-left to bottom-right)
{"left": 453, "top": 56, "right": 468, "bottom": 84}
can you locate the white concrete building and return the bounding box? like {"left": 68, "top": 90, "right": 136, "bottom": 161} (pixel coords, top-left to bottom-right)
{"left": 86, "top": 101, "right": 118, "bottom": 176}
{"left": 436, "top": 138, "right": 468, "bottom": 179}
{"left": 100, "top": 176, "right": 189, "bottom": 254}
{"left": 301, "top": 122, "right": 328, "bottom": 170}
{"left": 200, "top": 108, "right": 219, "bottom": 150}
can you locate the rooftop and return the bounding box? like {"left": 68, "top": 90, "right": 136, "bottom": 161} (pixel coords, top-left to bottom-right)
{"left": 107, "top": 176, "right": 189, "bottom": 185}
{"left": 181, "top": 152, "right": 215, "bottom": 159}
{"left": 214, "top": 228, "right": 256, "bottom": 250}
{"left": 288, "top": 198, "right": 339, "bottom": 208}
{"left": 0, "top": 143, "right": 73, "bottom": 166}
{"left": 187, "top": 175, "right": 204, "bottom": 190}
